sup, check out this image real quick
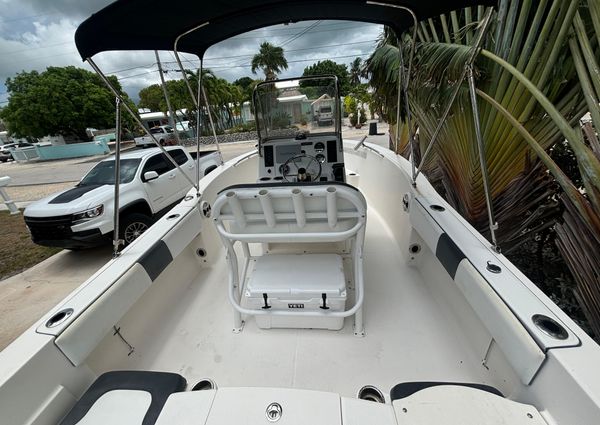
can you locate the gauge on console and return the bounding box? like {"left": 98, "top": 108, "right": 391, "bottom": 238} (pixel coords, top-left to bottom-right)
{"left": 316, "top": 154, "right": 326, "bottom": 163}
{"left": 279, "top": 164, "right": 290, "bottom": 174}
{"left": 314, "top": 142, "right": 325, "bottom": 153}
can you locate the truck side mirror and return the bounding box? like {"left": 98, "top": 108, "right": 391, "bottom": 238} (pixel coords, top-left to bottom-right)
{"left": 143, "top": 171, "right": 159, "bottom": 182}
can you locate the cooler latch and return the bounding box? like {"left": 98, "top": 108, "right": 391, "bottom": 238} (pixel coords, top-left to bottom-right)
{"left": 262, "top": 293, "right": 271, "bottom": 309}
{"left": 320, "top": 293, "right": 330, "bottom": 310}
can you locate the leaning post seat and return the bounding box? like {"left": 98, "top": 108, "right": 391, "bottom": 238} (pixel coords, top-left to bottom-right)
{"left": 59, "top": 370, "right": 187, "bottom": 425}
{"left": 211, "top": 182, "right": 367, "bottom": 335}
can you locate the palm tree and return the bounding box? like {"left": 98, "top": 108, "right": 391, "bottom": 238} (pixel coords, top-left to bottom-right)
{"left": 251, "top": 42, "right": 288, "bottom": 81}
{"left": 365, "top": 1, "right": 600, "bottom": 336}
{"left": 349, "top": 57, "right": 363, "bottom": 86}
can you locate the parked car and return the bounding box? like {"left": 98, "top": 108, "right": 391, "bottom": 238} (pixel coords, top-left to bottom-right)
{"left": 0, "top": 142, "right": 34, "bottom": 162}
{"left": 24, "top": 147, "right": 220, "bottom": 249}
{"left": 315, "top": 104, "right": 334, "bottom": 126}
{"left": 134, "top": 125, "right": 177, "bottom": 148}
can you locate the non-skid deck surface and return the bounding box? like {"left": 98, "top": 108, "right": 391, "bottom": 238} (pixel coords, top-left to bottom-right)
{"left": 131, "top": 207, "right": 492, "bottom": 399}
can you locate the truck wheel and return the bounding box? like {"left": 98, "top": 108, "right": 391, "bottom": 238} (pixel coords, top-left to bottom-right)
{"left": 120, "top": 213, "right": 152, "bottom": 245}
{"left": 159, "top": 139, "right": 165, "bottom": 146}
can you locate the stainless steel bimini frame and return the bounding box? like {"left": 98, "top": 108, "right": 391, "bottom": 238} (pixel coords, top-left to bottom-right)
{"left": 87, "top": 58, "right": 204, "bottom": 256}
{"left": 409, "top": 8, "right": 499, "bottom": 250}
{"left": 367, "top": 2, "right": 418, "bottom": 180}
{"left": 92, "top": 5, "right": 499, "bottom": 253}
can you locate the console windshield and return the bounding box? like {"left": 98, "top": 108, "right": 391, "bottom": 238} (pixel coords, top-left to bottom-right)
{"left": 254, "top": 76, "right": 339, "bottom": 141}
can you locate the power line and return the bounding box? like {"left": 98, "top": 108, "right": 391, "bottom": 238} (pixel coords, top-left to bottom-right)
{"left": 228, "top": 21, "right": 374, "bottom": 38}
{"left": 226, "top": 24, "right": 371, "bottom": 40}
{"left": 208, "top": 53, "right": 372, "bottom": 70}
{"left": 2, "top": 41, "right": 73, "bottom": 56}
{"left": 106, "top": 62, "right": 156, "bottom": 75}
{"left": 116, "top": 52, "right": 371, "bottom": 81}
{"left": 0, "top": 12, "right": 58, "bottom": 24}
{"left": 279, "top": 20, "right": 321, "bottom": 47}
{"left": 117, "top": 69, "right": 158, "bottom": 81}
{"left": 192, "top": 40, "right": 378, "bottom": 65}
{"left": 9, "top": 50, "right": 80, "bottom": 64}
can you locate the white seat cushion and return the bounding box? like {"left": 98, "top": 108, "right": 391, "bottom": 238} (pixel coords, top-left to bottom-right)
{"left": 76, "top": 390, "right": 151, "bottom": 425}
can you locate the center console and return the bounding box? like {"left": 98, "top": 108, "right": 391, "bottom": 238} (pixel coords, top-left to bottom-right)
{"left": 258, "top": 135, "right": 345, "bottom": 183}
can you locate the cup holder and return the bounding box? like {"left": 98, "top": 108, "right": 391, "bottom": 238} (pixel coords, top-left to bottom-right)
{"left": 45, "top": 308, "right": 74, "bottom": 328}
{"left": 532, "top": 314, "right": 568, "bottom": 340}
{"left": 357, "top": 385, "right": 385, "bottom": 403}
{"left": 192, "top": 378, "right": 217, "bottom": 391}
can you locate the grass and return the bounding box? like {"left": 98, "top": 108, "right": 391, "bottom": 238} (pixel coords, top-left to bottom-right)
{"left": 0, "top": 211, "right": 61, "bottom": 281}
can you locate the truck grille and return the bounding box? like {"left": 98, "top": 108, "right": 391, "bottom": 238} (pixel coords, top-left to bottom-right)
{"left": 24, "top": 215, "right": 74, "bottom": 240}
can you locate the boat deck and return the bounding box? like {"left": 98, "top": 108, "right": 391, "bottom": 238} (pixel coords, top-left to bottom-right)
{"left": 118, "top": 206, "right": 492, "bottom": 399}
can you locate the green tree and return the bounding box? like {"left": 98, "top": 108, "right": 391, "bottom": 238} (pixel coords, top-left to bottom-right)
{"left": 233, "top": 76, "right": 260, "bottom": 103}
{"left": 138, "top": 84, "right": 164, "bottom": 111}
{"left": 138, "top": 79, "right": 191, "bottom": 114}
{"left": 349, "top": 57, "right": 363, "bottom": 86}
{"left": 0, "top": 66, "right": 133, "bottom": 140}
{"left": 302, "top": 60, "right": 351, "bottom": 96}
{"left": 251, "top": 42, "right": 288, "bottom": 81}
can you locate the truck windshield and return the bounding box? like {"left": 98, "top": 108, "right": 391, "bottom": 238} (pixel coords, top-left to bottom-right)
{"left": 79, "top": 159, "right": 141, "bottom": 185}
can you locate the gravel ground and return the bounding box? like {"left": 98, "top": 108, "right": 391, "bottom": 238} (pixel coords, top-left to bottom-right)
{"left": 181, "top": 131, "right": 258, "bottom": 146}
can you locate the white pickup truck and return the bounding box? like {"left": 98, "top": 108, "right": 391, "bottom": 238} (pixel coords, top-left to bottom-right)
{"left": 134, "top": 125, "right": 177, "bottom": 148}
{"left": 24, "top": 147, "right": 220, "bottom": 249}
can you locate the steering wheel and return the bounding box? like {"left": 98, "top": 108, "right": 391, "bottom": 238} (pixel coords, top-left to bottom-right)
{"left": 281, "top": 154, "right": 322, "bottom": 182}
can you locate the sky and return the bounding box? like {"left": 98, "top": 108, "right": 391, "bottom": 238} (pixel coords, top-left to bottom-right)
{"left": 0, "top": 0, "right": 383, "bottom": 106}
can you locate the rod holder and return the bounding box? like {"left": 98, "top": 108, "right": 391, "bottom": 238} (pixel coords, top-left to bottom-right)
{"left": 326, "top": 187, "right": 338, "bottom": 228}
{"left": 258, "top": 189, "right": 276, "bottom": 228}
{"left": 291, "top": 188, "right": 306, "bottom": 228}
{"left": 226, "top": 191, "right": 246, "bottom": 228}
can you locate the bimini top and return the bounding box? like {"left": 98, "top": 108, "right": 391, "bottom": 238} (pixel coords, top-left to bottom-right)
{"left": 75, "top": 0, "right": 496, "bottom": 59}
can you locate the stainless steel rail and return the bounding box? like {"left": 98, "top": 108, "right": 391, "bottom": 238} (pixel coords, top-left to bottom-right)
{"left": 87, "top": 58, "right": 199, "bottom": 192}
{"left": 413, "top": 7, "right": 494, "bottom": 183}
{"left": 112, "top": 97, "right": 123, "bottom": 257}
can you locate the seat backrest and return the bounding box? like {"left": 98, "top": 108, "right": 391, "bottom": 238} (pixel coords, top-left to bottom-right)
{"left": 212, "top": 182, "right": 366, "bottom": 244}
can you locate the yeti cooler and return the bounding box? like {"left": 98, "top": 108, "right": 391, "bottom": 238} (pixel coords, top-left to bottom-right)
{"left": 245, "top": 254, "right": 347, "bottom": 330}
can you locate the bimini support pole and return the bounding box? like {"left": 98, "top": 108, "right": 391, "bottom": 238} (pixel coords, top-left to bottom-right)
{"left": 467, "top": 65, "right": 499, "bottom": 251}
{"left": 201, "top": 83, "right": 225, "bottom": 165}
{"left": 412, "top": 7, "right": 494, "bottom": 184}
{"left": 367, "top": 2, "right": 417, "bottom": 180}
{"left": 173, "top": 22, "right": 224, "bottom": 166}
{"left": 196, "top": 62, "right": 202, "bottom": 194}
{"left": 87, "top": 58, "right": 199, "bottom": 193}
{"left": 155, "top": 50, "right": 182, "bottom": 145}
{"left": 112, "top": 96, "right": 123, "bottom": 257}
{"left": 398, "top": 40, "right": 417, "bottom": 183}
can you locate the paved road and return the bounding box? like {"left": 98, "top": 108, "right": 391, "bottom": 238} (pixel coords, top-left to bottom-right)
{"left": 0, "top": 144, "right": 252, "bottom": 187}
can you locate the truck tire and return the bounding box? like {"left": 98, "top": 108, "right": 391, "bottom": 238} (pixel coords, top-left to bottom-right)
{"left": 120, "top": 213, "right": 152, "bottom": 245}
{"left": 159, "top": 139, "right": 165, "bottom": 146}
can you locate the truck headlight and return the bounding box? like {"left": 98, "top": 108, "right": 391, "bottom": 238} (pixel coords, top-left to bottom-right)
{"left": 72, "top": 205, "right": 104, "bottom": 224}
